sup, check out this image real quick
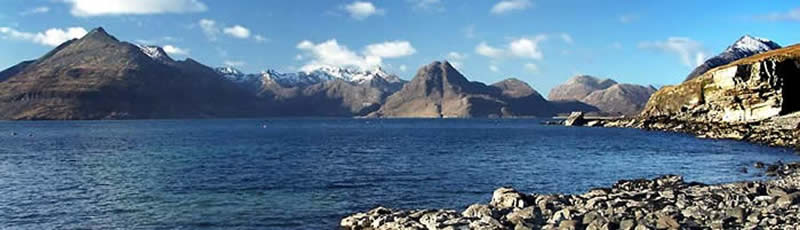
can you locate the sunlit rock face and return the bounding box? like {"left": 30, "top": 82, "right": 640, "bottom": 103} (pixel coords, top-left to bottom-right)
{"left": 642, "top": 45, "right": 800, "bottom": 123}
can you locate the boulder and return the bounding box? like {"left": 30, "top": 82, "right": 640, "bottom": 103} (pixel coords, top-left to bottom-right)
{"left": 564, "top": 112, "right": 587, "bottom": 126}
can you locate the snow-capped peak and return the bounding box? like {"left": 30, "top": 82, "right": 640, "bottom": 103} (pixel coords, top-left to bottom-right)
{"left": 216, "top": 66, "right": 243, "bottom": 76}
{"left": 302, "top": 66, "right": 403, "bottom": 84}
{"left": 136, "top": 44, "right": 173, "bottom": 63}
{"left": 726, "top": 35, "right": 781, "bottom": 53}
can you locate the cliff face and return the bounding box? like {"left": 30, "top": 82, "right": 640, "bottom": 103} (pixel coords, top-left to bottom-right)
{"left": 641, "top": 44, "right": 800, "bottom": 123}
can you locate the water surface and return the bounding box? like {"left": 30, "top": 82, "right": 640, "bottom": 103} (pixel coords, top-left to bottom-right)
{"left": 0, "top": 119, "right": 796, "bottom": 229}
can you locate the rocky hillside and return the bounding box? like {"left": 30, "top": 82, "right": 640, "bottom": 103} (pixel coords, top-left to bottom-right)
{"left": 641, "top": 43, "right": 800, "bottom": 123}
{"left": 370, "top": 61, "right": 560, "bottom": 118}
{"left": 0, "top": 27, "right": 267, "bottom": 120}
{"left": 548, "top": 75, "right": 656, "bottom": 115}
{"left": 216, "top": 66, "right": 406, "bottom": 116}
{"left": 685, "top": 35, "right": 781, "bottom": 82}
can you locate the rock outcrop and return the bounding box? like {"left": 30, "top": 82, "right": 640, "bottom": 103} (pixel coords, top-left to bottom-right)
{"left": 641, "top": 44, "right": 800, "bottom": 123}
{"left": 0, "top": 27, "right": 268, "bottom": 120}
{"left": 370, "top": 61, "right": 556, "bottom": 118}
{"left": 549, "top": 75, "right": 656, "bottom": 115}
{"left": 342, "top": 162, "right": 800, "bottom": 230}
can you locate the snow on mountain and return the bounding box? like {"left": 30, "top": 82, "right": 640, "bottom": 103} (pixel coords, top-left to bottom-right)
{"left": 215, "top": 65, "right": 405, "bottom": 89}
{"left": 685, "top": 35, "right": 781, "bottom": 81}
{"left": 725, "top": 35, "right": 781, "bottom": 53}
{"left": 214, "top": 67, "right": 263, "bottom": 90}
{"left": 136, "top": 44, "right": 174, "bottom": 63}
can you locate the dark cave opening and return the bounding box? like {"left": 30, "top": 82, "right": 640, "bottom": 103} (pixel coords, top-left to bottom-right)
{"left": 779, "top": 60, "right": 800, "bottom": 115}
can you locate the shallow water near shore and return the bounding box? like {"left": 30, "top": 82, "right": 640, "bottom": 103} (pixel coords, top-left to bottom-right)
{"left": 0, "top": 119, "right": 797, "bottom": 229}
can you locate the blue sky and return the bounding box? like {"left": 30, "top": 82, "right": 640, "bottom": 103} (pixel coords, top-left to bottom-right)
{"left": 0, "top": 0, "right": 798, "bottom": 95}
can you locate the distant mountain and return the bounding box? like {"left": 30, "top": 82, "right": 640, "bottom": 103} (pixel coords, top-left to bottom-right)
{"left": 490, "top": 78, "right": 555, "bottom": 116}
{"left": 684, "top": 35, "right": 781, "bottom": 81}
{"left": 216, "top": 66, "right": 406, "bottom": 116}
{"left": 370, "top": 61, "right": 559, "bottom": 118}
{"left": 0, "top": 27, "right": 267, "bottom": 120}
{"left": 548, "top": 75, "right": 656, "bottom": 115}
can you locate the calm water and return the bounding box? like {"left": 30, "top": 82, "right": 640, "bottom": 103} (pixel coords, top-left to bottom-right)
{"left": 0, "top": 119, "right": 797, "bottom": 229}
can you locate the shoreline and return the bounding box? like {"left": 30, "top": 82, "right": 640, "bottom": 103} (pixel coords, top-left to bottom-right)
{"left": 341, "top": 162, "right": 800, "bottom": 230}
{"left": 340, "top": 115, "right": 800, "bottom": 229}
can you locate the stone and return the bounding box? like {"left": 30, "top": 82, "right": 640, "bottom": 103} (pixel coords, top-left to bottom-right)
{"left": 491, "top": 187, "right": 529, "bottom": 209}
{"left": 776, "top": 192, "right": 800, "bottom": 208}
{"left": 462, "top": 204, "right": 494, "bottom": 219}
{"left": 558, "top": 220, "right": 578, "bottom": 230}
{"left": 619, "top": 219, "right": 636, "bottom": 230}
{"left": 726, "top": 207, "right": 745, "bottom": 222}
{"left": 564, "top": 111, "right": 587, "bottom": 126}
{"left": 656, "top": 215, "right": 680, "bottom": 229}
{"left": 506, "top": 206, "right": 537, "bottom": 225}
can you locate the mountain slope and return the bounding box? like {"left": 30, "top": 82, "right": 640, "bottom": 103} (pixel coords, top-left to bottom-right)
{"left": 684, "top": 35, "right": 781, "bottom": 81}
{"left": 490, "top": 78, "right": 555, "bottom": 116}
{"left": 371, "top": 61, "right": 557, "bottom": 118}
{"left": 548, "top": 75, "right": 655, "bottom": 115}
{"left": 0, "top": 27, "right": 267, "bottom": 120}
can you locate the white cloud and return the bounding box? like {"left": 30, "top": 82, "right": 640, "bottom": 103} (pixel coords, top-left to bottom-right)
{"left": 489, "top": 65, "right": 500, "bottom": 72}
{"left": 162, "top": 45, "right": 189, "bottom": 55}
{"left": 198, "top": 19, "right": 219, "bottom": 40}
{"left": 399, "top": 64, "right": 408, "bottom": 72}
{"left": 618, "top": 14, "right": 639, "bottom": 23}
{"left": 364, "top": 41, "right": 417, "bottom": 58}
{"left": 757, "top": 8, "right": 800, "bottom": 21}
{"left": 296, "top": 39, "right": 416, "bottom": 72}
{"left": 524, "top": 63, "right": 539, "bottom": 73}
{"left": 639, "top": 37, "right": 707, "bottom": 68}
{"left": 410, "top": 0, "right": 444, "bottom": 11}
{"left": 223, "top": 60, "right": 245, "bottom": 67}
{"left": 200, "top": 20, "right": 264, "bottom": 42}
{"left": 490, "top": 0, "right": 532, "bottom": 15}
{"left": 254, "top": 34, "right": 268, "bottom": 42}
{"left": 344, "top": 1, "right": 385, "bottom": 20}
{"left": 63, "top": 0, "right": 207, "bottom": 17}
{"left": 560, "top": 33, "right": 573, "bottom": 44}
{"left": 0, "top": 27, "right": 87, "bottom": 46}
{"left": 20, "top": 6, "right": 50, "bottom": 16}
{"left": 223, "top": 25, "right": 250, "bottom": 39}
{"left": 476, "top": 36, "right": 546, "bottom": 60}
{"left": 476, "top": 42, "right": 505, "bottom": 58}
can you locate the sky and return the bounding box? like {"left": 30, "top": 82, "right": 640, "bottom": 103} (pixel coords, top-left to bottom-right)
{"left": 0, "top": 0, "right": 798, "bottom": 95}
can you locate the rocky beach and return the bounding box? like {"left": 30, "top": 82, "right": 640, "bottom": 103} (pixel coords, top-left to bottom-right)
{"left": 340, "top": 37, "right": 800, "bottom": 229}
{"left": 341, "top": 162, "right": 800, "bottom": 230}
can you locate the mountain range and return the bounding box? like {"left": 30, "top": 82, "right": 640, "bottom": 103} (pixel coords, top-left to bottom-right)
{"left": 0, "top": 27, "right": 772, "bottom": 120}
{"left": 216, "top": 66, "right": 405, "bottom": 116}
